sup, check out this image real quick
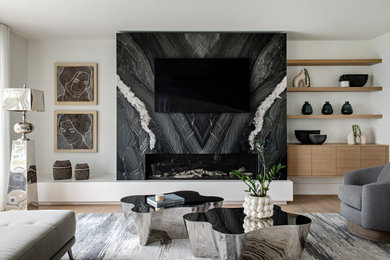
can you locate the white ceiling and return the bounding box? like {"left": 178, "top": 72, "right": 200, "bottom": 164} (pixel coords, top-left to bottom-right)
{"left": 0, "top": 0, "right": 389, "bottom": 41}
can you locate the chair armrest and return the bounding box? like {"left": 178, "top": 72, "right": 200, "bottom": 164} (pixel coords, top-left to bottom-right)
{"left": 344, "top": 165, "right": 384, "bottom": 185}
{"left": 361, "top": 181, "right": 390, "bottom": 231}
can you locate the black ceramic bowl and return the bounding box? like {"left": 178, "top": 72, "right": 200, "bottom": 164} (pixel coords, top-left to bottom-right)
{"left": 309, "top": 134, "right": 327, "bottom": 145}
{"left": 343, "top": 74, "right": 368, "bottom": 87}
{"left": 295, "top": 130, "right": 321, "bottom": 144}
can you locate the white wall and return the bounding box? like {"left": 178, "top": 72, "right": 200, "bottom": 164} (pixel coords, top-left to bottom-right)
{"left": 26, "top": 40, "right": 116, "bottom": 176}
{"left": 10, "top": 32, "right": 27, "bottom": 87}
{"left": 23, "top": 38, "right": 292, "bottom": 203}
{"left": 287, "top": 40, "right": 387, "bottom": 194}
{"left": 371, "top": 32, "right": 390, "bottom": 146}
{"left": 20, "top": 37, "right": 389, "bottom": 198}
{"left": 287, "top": 40, "right": 379, "bottom": 143}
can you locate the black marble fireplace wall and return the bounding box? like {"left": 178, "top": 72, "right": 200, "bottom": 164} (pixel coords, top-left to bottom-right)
{"left": 117, "top": 32, "right": 287, "bottom": 180}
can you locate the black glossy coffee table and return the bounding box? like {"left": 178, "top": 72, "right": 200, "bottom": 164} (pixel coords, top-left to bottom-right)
{"left": 183, "top": 206, "right": 312, "bottom": 260}
{"left": 120, "top": 190, "right": 223, "bottom": 245}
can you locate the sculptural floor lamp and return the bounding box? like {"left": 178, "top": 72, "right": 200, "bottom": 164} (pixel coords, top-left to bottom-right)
{"left": 2, "top": 85, "right": 45, "bottom": 210}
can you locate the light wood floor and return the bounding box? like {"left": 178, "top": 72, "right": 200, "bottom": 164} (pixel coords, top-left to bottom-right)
{"left": 39, "top": 195, "right": 340, "bottom": 215}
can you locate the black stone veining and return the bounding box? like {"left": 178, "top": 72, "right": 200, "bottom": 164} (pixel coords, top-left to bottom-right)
{"left": 117, "top": 32, "right": 287, "bottom": 180}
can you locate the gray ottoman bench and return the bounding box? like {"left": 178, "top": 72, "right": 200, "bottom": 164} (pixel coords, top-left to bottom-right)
{"left": 0, "top": 210, "right": 76, "bottom": 260}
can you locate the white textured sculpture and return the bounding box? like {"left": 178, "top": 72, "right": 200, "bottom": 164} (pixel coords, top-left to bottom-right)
{"left": 243, "top": 216, "right": 274, "bottom": 232}
{"left": 243, "top": 194, "right": 273, "bottom": 219}
{"left": 292, "top": 69, "right": 310, "bottom": 87}
{"left": 347, "top": 124, "right": 366, "bottom": 145}
{"left": 248, "top": 76, "right": 287, "bottom": 150}
{"left": 347, "top": 132, "right": 367, "bottom": 145}
{"left": 117, "top": 75, "right": 156, "bottom": 150}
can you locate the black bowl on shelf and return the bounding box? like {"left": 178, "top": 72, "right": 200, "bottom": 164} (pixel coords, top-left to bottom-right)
{"left": 295, "top": 130, "right": 321, "bottom": 144}
{"left": 309, "top": 134, "right": 327, "bottom": 145}
{"left": 343, "top": 74, "right": 368, "bottom": 87}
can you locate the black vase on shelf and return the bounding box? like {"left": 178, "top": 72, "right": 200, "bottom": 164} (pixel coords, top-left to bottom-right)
{"left": 321, "top": 101, "right": 333, "bottom": 115}
{"left": 341, "top": 101, "right": 353, "bottom": 115}
{"left": 301, "top": 101, "right": 313, "bottom": 115}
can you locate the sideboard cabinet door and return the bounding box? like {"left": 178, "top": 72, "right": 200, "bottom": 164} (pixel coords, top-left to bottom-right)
{"left": 312, "top": 146, "right": 336, "bottom": 176}
{"left": 287, "top": 146, "right": 311, "bottom": 176}
{"left": 361, "top": 146, "right": 386, "bottom": 168}
{"left": 336, "top": 146, "right": 361, "bottom": 176}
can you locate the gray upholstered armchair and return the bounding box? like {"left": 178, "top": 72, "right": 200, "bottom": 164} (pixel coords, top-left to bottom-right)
{"left": 338, "top": 163, "right": 390, "bottom": 242}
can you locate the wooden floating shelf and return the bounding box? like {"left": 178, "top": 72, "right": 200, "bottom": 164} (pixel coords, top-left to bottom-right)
{"left": 288, "top": 114, "right": 383, "bottom": 119}
{"left": 287, "top": 59, "right": 382, "bottom": 66}
{"left": 287, "top": 87, "right": 382, "bottom": 92}
{"left": 288, "top": 143, "right": 387, "bottom": 147}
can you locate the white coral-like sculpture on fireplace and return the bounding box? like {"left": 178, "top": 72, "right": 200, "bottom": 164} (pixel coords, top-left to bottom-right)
{"left": 248, "top": 76, "right": 287, "bottom": 150}
{"left": 117, "top": 75, "right": 156, "bottom": 149}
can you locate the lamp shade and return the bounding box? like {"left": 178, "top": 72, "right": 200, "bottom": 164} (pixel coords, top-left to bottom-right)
{"left": 3, "top": 88, "right": 45, "bottom": 112}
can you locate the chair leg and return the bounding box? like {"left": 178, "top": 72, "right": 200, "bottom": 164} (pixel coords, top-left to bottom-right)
{"left": 68, "top": 249, "right": 74, "bottom": 260}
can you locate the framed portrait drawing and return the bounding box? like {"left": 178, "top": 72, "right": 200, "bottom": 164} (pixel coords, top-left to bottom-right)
{"left": 55, "top": 111, "right": 97, "bottom": 152}
{"left": 55, "top": 63, "right": 97, "bottom": 105}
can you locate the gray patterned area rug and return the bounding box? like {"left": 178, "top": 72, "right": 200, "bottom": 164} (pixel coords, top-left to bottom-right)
{"left": 61, "top": 213, "right": 390, "bottom": 260}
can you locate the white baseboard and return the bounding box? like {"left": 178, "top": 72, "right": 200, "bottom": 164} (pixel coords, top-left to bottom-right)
{"left": 37, "top": 175, "right": 293, "bottom": 204}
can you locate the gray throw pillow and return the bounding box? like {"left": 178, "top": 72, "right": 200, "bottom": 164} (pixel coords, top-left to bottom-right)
{"left": 377, "top": 162, "right": 390, "bottom": 182}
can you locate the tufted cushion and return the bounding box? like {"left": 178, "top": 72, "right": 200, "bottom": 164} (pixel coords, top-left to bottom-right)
{"left": 0, "top": 210, "right": 75, "bottom": 260}
{"left": 338, "top": 185, "right": 363, "bottom": 210}
{"left": 377, "top": 163, "right": 390, "bottom": 182}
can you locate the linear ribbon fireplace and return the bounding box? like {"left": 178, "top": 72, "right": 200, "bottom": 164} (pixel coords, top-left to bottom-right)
{"left": 145, "top": 154, "right": 258, "bottom": 180}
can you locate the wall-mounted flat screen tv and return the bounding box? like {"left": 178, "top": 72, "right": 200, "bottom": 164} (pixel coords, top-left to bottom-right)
{"left": 155, "top": 58, "right": 250, "bottom": 113}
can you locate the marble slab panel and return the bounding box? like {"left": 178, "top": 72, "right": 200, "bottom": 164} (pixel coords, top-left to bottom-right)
{"left": 116, "top": 32, "right": 286, "bottom": 180}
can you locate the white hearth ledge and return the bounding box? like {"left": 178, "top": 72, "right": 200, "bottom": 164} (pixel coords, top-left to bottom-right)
{"left": 37, "top": 174, "right": 293, "bottom": 205}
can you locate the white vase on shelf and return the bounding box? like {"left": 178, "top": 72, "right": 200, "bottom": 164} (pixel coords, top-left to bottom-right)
{"left": 293, "top": 69, "right": 310, "bottom": 87}
{"left": 340, "top": 81, "right": 350, "bottom": 87}
{"left": 347, "top": 131, "right": 366, "bottom": 145}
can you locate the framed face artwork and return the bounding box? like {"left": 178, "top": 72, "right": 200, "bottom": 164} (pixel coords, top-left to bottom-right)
{"left": 55, "top": 111, "right": 97, "bottom": 152}
{"left": 55, "top": 63, "right": 97, "bottom": 105}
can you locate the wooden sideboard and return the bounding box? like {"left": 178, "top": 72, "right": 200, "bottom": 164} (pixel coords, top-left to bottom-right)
{"left": 288, "top": 144, "right": 389, "bottom": 177}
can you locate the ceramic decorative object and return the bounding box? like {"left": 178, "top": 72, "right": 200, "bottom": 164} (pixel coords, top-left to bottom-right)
{"left": 339, "top": 75, "right": 350, "bottom": 87}
{"left": 243, "top": 194, "right": 273, "bottom": 218}
{"left": 53, "top": 160, "right": 72, "bottom": 180}
{"left": 347, "top": 125, "right": 366, "bottom": 145}
{"left": 340, "top": 81, "right": 350, "bottom": 87}
{"left": 295, "top": 130, "right": 321, "bottom": 144}
{"left": 341, "top": 101, "right": 353, "bottom": 115}
{"left": 75, "top": 163, "right": 90, "bottom": 180}
{"left": 243, "top": 216, "right": 274, "bottom": 232}
{"left": 321, "top": 101, "right": 333, "bottom": 115}
{"left": 309, "top": 134, "right": 327, "bottom": 145}
{"left": 301, "top": 101, "right": 313, "bottom": 115}
{"left": 343, "top": 74, "right": 368, "bottom": 87}
{"left": 293, "top": 69, "right": 310, "bottom": 87}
